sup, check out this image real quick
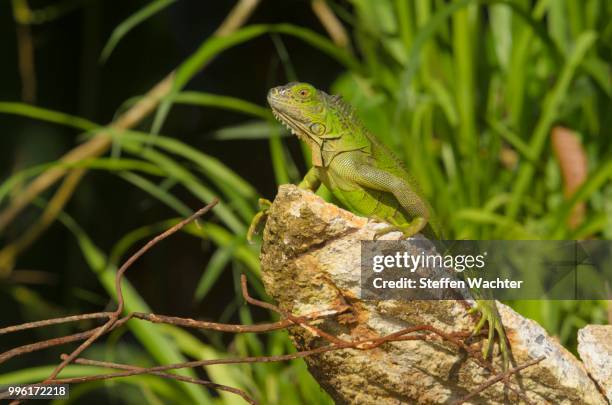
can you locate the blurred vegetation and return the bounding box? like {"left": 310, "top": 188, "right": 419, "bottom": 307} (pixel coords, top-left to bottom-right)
{"left": 0, "top": 0, "right": 610, "bottom": 403}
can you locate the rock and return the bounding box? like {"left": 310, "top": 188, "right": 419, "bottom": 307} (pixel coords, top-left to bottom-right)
{"left": 260, "top": 185, "right": 607, "bottom": 404}
{"left": 578, "top": 325, "right": 612, "bottom": 402}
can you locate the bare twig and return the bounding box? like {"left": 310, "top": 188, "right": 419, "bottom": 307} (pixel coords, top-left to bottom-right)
{"left": 43, "top": 201, "right": 218, "bottom": 383}
{"left": 0, "top": 202, "right": 219, "bottom": 404}
{"left": 453, "top": 356, "right": 546, "bottom": 404}
{"left": 131, "top": 305, "right": 346, "bottom": 333}
{"left": 0, "top": 312, "right": 112, "bottom": 334}
{"left": 240, "top": 274, "right": 348, "bottom": 344}
{"left": 64, "top": 356, "right": 257, "bottom": 405}
{"left": 0, "top": 316, "right": 131, "bottom": 365}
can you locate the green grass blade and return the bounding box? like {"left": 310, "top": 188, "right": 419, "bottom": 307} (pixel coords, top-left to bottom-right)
{"left": 173, "top": 92, "right": 271, "bottom": 119}
{"left": 507, "top": 31, "right": 598, "bottom": 219}
{"left": 183, "top": 222, "right": 260, "bottom": 276}
{"left": 210, "top": 120, "right": 288, "bottom": 140}
{"left": 114, "top": 130, "right": 255, "bottom": 223}
{"left": 118, "top": 130, "right": 256, "bottom": 199}
{"left": 451, "top": 2, "right": 477, "bottom": 160}
{"left": 270, "top": 24, "right": 361, "bottom": 72}
{"left": 0, "top": 158, "right": 164, "bottom": 207}
{"left": 486, "top": 117, "right": 535, "bottom": 161}
{"left": 0, "top": 365, "right": 113, "bottom": 382}
{"left": 118, "top": 140, "right": 245, "bottom": 234}
{"left": 552, "top": 158, "right": 612, "bottom": 237}
{"left": 397, "top": 0, "right": 474, "bottom": 112}
{"left": 151, "top": 25, "right": 272, "bottom": 135}
{"left": 110, "top": 220, "right": 176, "bottom": 265}
{"left": 152, "top": 24, "right": 360, "bottom": 135}
{"left": 453, "top": 209, "right": 535, "bottom": 238}
{"left": 118, "top": 172, "right": 192, "bottom": 216}
{"left": 100, "top": 0, "right": 177, "bottom": 63}
{"left": 0, "top": 102, "right": 98, "bottom": 131}
{"left": 269, "top": 124, "right": 291, "bottom": 185}
{"left": 194, "top": 243, "right": 237, "bottom": 301}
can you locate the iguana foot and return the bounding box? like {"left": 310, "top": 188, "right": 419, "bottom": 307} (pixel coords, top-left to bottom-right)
{"left": 373, "top": 217, "right": 427, "bottom": 240}
{"left": 247, "top": 198, "right": 273, "bottom": 243}
{"left": 469, "top": 299, "right": 510, "bottom": 370}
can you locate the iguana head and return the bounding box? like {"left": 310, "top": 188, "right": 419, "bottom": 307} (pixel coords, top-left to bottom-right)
{"left": 267, "top": 82, "right": 331, "bottom": 145}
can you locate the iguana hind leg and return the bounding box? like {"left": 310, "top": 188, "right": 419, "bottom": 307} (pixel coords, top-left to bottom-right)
{"left": 470, "top": 299, "right": 510, "bottom": 370}
{"left": 373, "top": 216, "right": 427, "bottom": 240}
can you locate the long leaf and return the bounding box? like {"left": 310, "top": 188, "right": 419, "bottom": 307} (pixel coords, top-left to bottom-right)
{"left": 0, "top": 102, "right": 98, "bottom": 131}
{"left": 507, "top": 31, "right": 598, "bottom": 219}
{"left": 100, "top": 0, "right": 178, "bottom": 63}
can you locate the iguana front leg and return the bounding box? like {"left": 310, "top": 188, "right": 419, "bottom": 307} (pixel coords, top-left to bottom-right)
{"left": 247, "top": 167, "right": 320, "bottom": 242}
{"left": 246, "top": 198, "right": 273, "bottom": 242}
{"left": 298, "top": 166, "right": 321, "bottom": 191}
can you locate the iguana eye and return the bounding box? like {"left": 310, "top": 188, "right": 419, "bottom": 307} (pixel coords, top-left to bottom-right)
{"left": 310, "top": 123, "right": 325, "bottom": 135}
{"left": 298, "top": 88, "right": 310, "bottom": 98}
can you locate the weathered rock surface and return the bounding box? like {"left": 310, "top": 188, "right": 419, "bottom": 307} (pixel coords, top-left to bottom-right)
{"left": 260, "top": 185, "right": 607, "bottom": 404}
{"left": 578, "top": 325, "right": 612, "bottom": 403}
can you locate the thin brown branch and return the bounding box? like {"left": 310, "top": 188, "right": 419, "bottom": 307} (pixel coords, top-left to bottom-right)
{"left": 0, "top": 312, "right": 112, "bottom": 334}
{"left": 43, "top": 201, "right": 217, "bottom": 383}
{"left": 0, "top": 298, "right": 346, "bottom": 366}
{"left": 132, "top": 306, "right": 346, "bottom": 333}
{"left": 240, "top": 274, "right": 348, "bottom": 344}
{"left": 6, "top": 204, "right": 220, "bottom": 403}
{"left": 2, "top": 266, "right": 536, "bottom": 404}
{"left": 0, "top": 316, "right": 131, "bottom": 365}
{"left": 452, "top": 356, "right": 546, "bottom": 404}
{"left": 2, "top": 345, "right": 356, "bottom": 402}
{"left": 132, "top": 312, "right": 294, "bottom": 332}
{"left": 65, "top": 356, "right": 257, "bottom": 405}
{"left": 43, "top": 329, "right": 533, "bottom": 387}
{"left": 0, "top": 204, "right": 222, "bottom": 405}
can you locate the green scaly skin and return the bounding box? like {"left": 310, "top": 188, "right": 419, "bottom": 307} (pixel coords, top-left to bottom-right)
{"left": 249, "top": 82, "right": 510, "bottom": 368}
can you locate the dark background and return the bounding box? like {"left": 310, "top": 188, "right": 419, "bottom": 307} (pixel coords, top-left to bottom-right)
{"left": 0, "top": 0, "right": 343, "bottom": 367}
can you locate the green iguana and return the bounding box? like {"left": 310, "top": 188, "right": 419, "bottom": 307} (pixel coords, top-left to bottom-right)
{"left": 249, "top": 82, "right": 510, "bottom": 367}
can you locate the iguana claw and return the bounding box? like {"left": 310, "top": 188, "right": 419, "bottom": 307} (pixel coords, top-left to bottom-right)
{"left": 469, "top": 300, "right": 510, "bottom": 370}
{"left": 247, "top": 198, "right": 273, "bottom": 243}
